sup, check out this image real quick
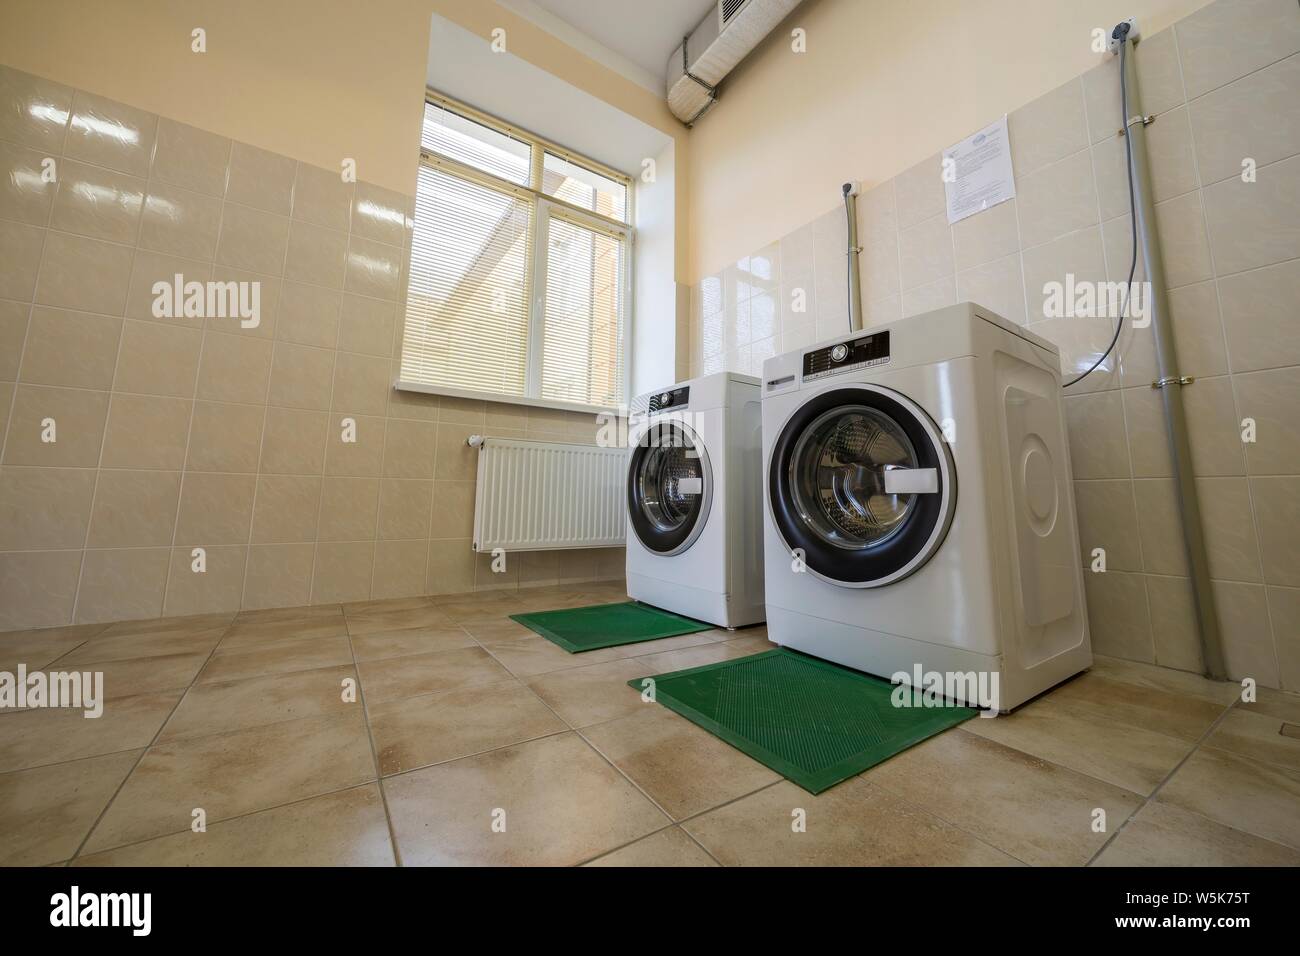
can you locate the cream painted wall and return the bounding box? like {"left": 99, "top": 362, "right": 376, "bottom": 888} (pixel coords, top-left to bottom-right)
{"left": 686, "top": 0, "right": 1216, "bottom": 283}
{"left": 0, "top": 0, "right": 689, "bottom": 277}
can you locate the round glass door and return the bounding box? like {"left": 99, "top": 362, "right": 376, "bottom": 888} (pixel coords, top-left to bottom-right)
{"left": 769, "top": 385, "right": 955, "bottom": 587}
{"left": 789, "top": 405, "right": 921, "bottom": 551}
{"left": 627, "top": 421, "right": 711, "bottom": 555}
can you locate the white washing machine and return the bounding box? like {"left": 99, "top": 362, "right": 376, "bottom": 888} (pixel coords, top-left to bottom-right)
{"left": 625, "top": 371, "right": 765, "bottom": 628}
{"left": 760, "top": 302, "right": 1091, "bottom": 711}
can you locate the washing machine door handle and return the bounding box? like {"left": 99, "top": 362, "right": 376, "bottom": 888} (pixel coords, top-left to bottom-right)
{"left": 882, "top": 465, "right": 939, "bottom": 495}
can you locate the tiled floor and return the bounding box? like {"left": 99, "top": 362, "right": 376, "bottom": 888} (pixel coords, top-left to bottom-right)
{"left": 2, "top": 583, "right": 1298, "bottom": 867}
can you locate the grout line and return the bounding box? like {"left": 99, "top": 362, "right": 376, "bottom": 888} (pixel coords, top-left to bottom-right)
{"left": 343, "top": 618, "right": 403, "bottom": 867}
{"left": 67, "top": 616, "right": 235, "bottom": 860}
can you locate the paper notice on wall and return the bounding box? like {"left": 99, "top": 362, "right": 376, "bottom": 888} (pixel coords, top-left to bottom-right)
{"left": 943, "top": 115, "right": 1016, "bottom": 224}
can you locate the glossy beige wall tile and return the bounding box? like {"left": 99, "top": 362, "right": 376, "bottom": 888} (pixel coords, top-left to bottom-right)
{"left": 686, "top": 0, "right": 1300, "bottom": 690}
{"left": 0, "top": 64, "right": 623, "bottom": 631}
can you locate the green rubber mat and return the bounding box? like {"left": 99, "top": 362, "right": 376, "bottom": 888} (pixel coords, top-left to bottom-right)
{"left": 510, "top": 601, "right": 713, "bottom": 653}
{"left": 628, "top": 648, "right": 978, "bottom": 793}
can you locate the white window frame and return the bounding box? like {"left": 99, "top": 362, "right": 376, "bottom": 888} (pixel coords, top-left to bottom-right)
{"left": 396, "top": 90, "right": 635, "bottom": 416}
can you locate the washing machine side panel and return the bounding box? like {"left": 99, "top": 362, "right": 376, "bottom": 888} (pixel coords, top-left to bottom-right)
{"left": 975, "top": 319, "right": 1092, "bottom": 688}
{"left": 724, "top": 379, "right": 765, "bottom": 620}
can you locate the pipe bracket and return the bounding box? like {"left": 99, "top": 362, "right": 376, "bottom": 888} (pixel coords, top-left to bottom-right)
{"left": 1151, "top": 375, "right": 1194, "bottom": 389}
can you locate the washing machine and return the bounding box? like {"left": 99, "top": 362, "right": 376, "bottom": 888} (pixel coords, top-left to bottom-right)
{"left": 760, "top": 302, "right": 1091, "bottom": 711}
{"left": 625, "top": 371, "right": 764, "bottom": 628}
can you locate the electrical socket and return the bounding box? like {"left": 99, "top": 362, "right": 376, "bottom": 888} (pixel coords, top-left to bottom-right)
{"left": 1108, "top": 18, "right": 1140, "bottom": 52}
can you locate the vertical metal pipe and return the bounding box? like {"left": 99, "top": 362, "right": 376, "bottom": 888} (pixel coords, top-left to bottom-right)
{"left": 1121, "top": 42, "right": 1226, "bottom": 679}
{"left": 843, "top": 183, "right": 863, "bottom": 333}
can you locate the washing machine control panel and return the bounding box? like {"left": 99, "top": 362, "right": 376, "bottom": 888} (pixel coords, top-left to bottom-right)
{"left": 647, "top": 386, "right": 689, "bottom": 413}
{"left": 803, "top": 331, "right": 891, "bottom": 380}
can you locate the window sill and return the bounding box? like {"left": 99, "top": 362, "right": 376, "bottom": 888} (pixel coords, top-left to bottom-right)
{"left": 394, "top": 380, "right": 623, "bottom": 418}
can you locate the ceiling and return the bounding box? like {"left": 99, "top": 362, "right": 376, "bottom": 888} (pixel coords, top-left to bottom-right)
{"left": 504, "top": 0, "right": 717, "bottom": 90}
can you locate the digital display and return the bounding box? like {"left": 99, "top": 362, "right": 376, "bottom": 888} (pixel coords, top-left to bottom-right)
{"left": 802, "top": 331, "right": 891, "bottom": 379}
{"left": 648, "top": 386, "right": 689, "bottom": 412}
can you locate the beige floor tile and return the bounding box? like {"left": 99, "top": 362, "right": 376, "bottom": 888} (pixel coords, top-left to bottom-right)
{"left": 345, "top": 604, "right": 454, "bottom": 635}
{"left": 509, "top": 590, "right": 604, "bottom": 613}
{"left": 1043, "top": 670, "right": 1228, "bottom": 741}
{"left": 356, "top": 646, "right": 514, "bottom": 704}
{"left": 864, "top": 729, "right": 1143, "bottom": 865}
{"left": 1205, "top": 707, "right": 1300, "bottom": 771}
{"left": 460, "top": 618, "right": 535, "bottom": 644}
{"left": 343, "top": 596, "right": 435, "bottom": 615}
{"left": 963, "top": 696, "right": 1194, "bottom": 795}
{"left": 0, "top": 750, "right": 141, "bottom": 865}
{"left": 1090, "top": 654, "right": 1240, "bottom": 704}
{"left": 435, "top": 598, "right": 527, "bottom": 622}
{"left": 1240, "top": 685, "right": 1300, "bottom": 723}
{"left": 218, "top": 614, "right": 347, "bottom": 649}
{"left": 56, "top": 626, "right": 227, "bottom": 666}
{"left": 583, "top": 827, "right": 718, "bottom": 867}
{"left": 73, "top": 784, "right": 394, "bottom": 866}
{"left": 525, "top": 658, "right": 652, "bottom": 728}
{"left": 1157, "top": 747, "right": 1300, "bottom": 849}
{"left": 348, "top": 625, "right": 474, "bottom": 662}
{"left": 484, "top": 629, "right": 724, "bottom": 680}
{"left": 95, "top": 651, "right": 209, "bottom": 700}
{"left": 82, "top": 710, "right": 375, "bottom": 853}
{"left": 98, "top": 612, "right": 235, "bottom": 638}
{"left": 197, "top": 633, "right": 352, "bottom": 684}
{"left": 369, "top": 681, "right": 565, "bottom": 775}
{"left": 384, "top": 732, "right": 669, "bottom": 865}
{"left": 234, "top": 603, "right": 341, "bottom": 624}
{"left": 0, "top": 690, "right": 181, "bottom": 772}
{"left": 582, "top": 706, "right": 780, "bottom": 820}
{"left": 160, "top": 664, "right": 358, "bottom": 742}
{"left": 684, "top": 778, "right": 1019, "bottom": 866}
{"left": 1093, "top": 801, "right": 1300, "bottom": 866}
{"left": 0, "top": 623, "right": 106, "bottom": 670}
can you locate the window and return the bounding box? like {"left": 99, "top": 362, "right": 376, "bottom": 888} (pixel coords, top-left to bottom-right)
{"left": 399, "top": 93, "right": 632, "bottom": 412}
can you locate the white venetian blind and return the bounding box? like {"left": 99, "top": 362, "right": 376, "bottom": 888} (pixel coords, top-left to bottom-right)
{"left": 399, "top": 164, "right": 534, "bottom": 395}
{"left": 541, "top": 213, "right": 625, "bottom": 408}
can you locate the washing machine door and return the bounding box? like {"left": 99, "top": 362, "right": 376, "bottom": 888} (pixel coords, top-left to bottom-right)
{"left": 769, "top": 384, "right": 956, "bottom": 587}
{"left": 627, "top": 419, "right": 713, "bottom": 556}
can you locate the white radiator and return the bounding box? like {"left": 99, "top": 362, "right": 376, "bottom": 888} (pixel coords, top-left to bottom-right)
{"left": 470, "top": 437, "right": 626, "bottom": 552}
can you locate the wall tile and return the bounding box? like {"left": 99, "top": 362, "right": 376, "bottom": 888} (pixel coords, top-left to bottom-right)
{"left": 323, "top": 414, "right": 385, "bottom": 477}
{"left": 1016, "top": 150, "right": 1098, "bottom": 248}
{"left": 195, "top": 331, "right": 273, "bottom": 404}
{"left": 292, "top": 163, "right": 353, "bottom": 231}
{"left": 266, "top": 342, "right": 335, "bottom": 410}
{"left": 331, "top": 350, "right": 390, "bottom": 416}
{"left": 956, "top": 253, "right": 1027, "bottom": 325}
{"left": 1251, "top": 476, "right": 1300, "bottom": 587}
{"left": 1202, "top": 153, "right": 1300, "bottom": 276}
{"left": 351, "top": 182, "right": 408, "bottom": 247}
{"left": 113, "top": 320, "right": 202, "bottom": 398}
{"left": 1021, "top": 226, "right": 1109, "bottom": 322}
{"left": 184, "top": 401, "right": 265, "bottom": 473}
{"left": 1175, "top": 0, "right": 1300, "bottom": 99}
{"left": 898, "top": 213, "right": 953, "bottom": 291}
{"left": 1212, "top": 580, "right": 1277, "bottom": 685}
{"left": 138, "top": 183, "right": 222, "bottom": 261}
{"left": 381, "top": 418, "right": 437, "bottom": 479}
{"left": 0, "top": 300, "right": 29, "bottom": 380}
{"left": 1197, "top": 476, "right": 1264, "bottom": 582}
{"left": 74, "top": 548, "right": 168, "bottom": 624}
{"left": 952, "top": 198, "right": 1019, "bottom": 273}
{"left": 250, "top": 475, "right": 321, "bottom": 544}
{"left": 152, "top": 118, "right": 231, "bottom": 197}
{"left": 276, "top": 281, "right": 341, "bottom": 349}
{"left": 0, "top": 466, "right": 95, "bottom": 550}
{"left": 0, "top": 551, "right": 81, "bottom": 629}
{"left": 19, "top": 307, "right": 121, "bottom": 389}
{"left": 48, "top": 160, "right": 145, "bottom": 244}
{"left": 311, "top": 540, "right": 374, "bottom": 604}
{"left": 1009, "top": 77, "right": 1089, "bottom": 177}
{"left": 226, "top": 142, "right": 296, "bottom": 215}
{"left": 893, "top": 154, "right": 944, "bottom": 229}
{"left": 901, "top": 275, "right": 956, "bottom": 319}
{"left": 3, "top": 385, "right": 108, "bottom": 466}
{"left": 123, "top": 250, "right": 212, "bottom": 324}
{"left": 1235, "top": 366, "right": 1300, "bottom": 474}
{"left": 1219, "top": 257, "right": 1300, "bottom": 372}
{"left": 0, "top": 219, "right": 43, "bottom": 301}
{"left": 100, "top": 394, "right": 191, "bottom": 470}
{"left": 174, "top": 472, "right": 256, "bottom": 546}
{"left": 1145, "top": 574, "right": 1203, "bottom": 672}
{"left": 426, "top": 538, "right": 474, "bottom": 595}
{"left": 86, "top": 469, "right": 181, "bottom": 548}
{"left": 1143, "top": 106, "right": 1200, "bottom": 203}
{"left": 0, "top": 64, "right": 73, "bottom": 152}
{"left": 242, "top": 542, "right": 314, "bottom": 610}
{"left": 338, "top": 293, "right": 396, "bottom": 357}
{"left": 216, "top": 203, "right": 290, "bottom": 275}
{"left": 318, "top": 476, "right": 379, "bottom": 542}
{"left": 284, "top": 220, "right": 348, "bottom": 289}
{"left": 1266, "top": 585, "right": 1300, "bottom": 691}
{"left": 164, "top": 545, "right": 247, "bottom": 616}
{"left": 1074, "top": 479, "right": 1142, "bottom": 570}
{"left": 35, "top": 232, "right": 133, "bottom": 314}
{"left": 377, "top": 479, "right": 433, "bottom": 540}
{"left": 63, "top": 90, "right": 157, "bottom": 177}
{"left": 1083, "top": 569, "right": 1154, "bottom": 661}
{"left": 371, "top": 538, "right": 428, "bottom": 599}
{"left": 1064, "top": 391, "right": 1130, "bottom": 478}
{"left": 259, "top": 406, "right": 327, "bottom": 475}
